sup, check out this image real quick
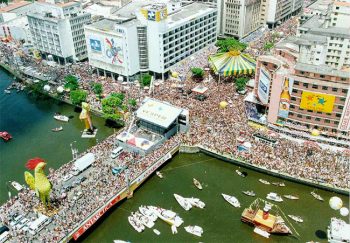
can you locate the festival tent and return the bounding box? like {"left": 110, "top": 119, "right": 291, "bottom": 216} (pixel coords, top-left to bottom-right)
{"left": 208, "top": 51, "right": 256, "bottom": 77}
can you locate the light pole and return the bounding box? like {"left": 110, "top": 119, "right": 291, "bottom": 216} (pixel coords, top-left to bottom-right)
{"left": 70, "top": 141, "right": 77, "bottom": 160}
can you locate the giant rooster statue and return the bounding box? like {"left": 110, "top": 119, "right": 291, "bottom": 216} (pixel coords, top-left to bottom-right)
{"left": 24, "top": 158, "right": 52, "bottom": 209}
{"left": 80, "top": 102, "right": 97, "bottom": 138}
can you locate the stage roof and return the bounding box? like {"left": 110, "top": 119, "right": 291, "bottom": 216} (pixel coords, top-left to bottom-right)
{"left": 136, "top": 98, "right": 183, "bottom": 128}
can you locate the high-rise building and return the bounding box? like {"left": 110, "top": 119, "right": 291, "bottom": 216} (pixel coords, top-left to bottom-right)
{"left": 27, "top": 0, "right": 91, "bottom": 63}
{"left": 85, "top": 1, "right": 217, "bottom": 81}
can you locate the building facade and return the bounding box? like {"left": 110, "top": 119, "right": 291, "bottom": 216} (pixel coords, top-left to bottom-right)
{"left": 27, "top": 0, "right": 91, "bottom": 63}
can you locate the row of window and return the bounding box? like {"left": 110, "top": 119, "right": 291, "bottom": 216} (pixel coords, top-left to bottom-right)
{"left": 290, "top": 113, "right": 339, "bottom": 125}
{"left": 294, "top": 80, "right": 348, "bottom": 93}
{"left": 290, "top": 104, "right": 343, "bottom": 117}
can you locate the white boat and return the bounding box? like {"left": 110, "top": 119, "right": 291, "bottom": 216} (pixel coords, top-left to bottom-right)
{"left": 254, "top": 227, "right": 270, "bottom": 238}
{"left": 133, "top": 212, "right": 155, "bottom": 228}
{"left": 54, "top": 114, "right": 69, "bottom": 122}
{"left": 288, "top": 215, "right": 303, "bottom": 223}
{"left": 4, "top": 89, "right": 11, "bottom": 94}
{"left": 11, "top": 181, "right": 23, "bottom": 191}
{"left": 328, "top": 217, "right": 350, "bottom": 243}
{"left": 187, "top": 197, "right": 205, "bottom": 209}
{"left": 311, "top": 191, "right": 324, "bottom": 201}
{"left": 153, "top": 229, "right": 161, "bottom": 235}
{"left": 283, "top": 195, "right": 299, "bottom": 200}
{"left": 128, "top": 215, "right": 144, "bottom": 233}
{"left": 235, "top": 169, "right": 246, "bottom": 177}
{"left": 184, "top": 225, "right": 203, "bottom": 237}
{"left": 114, "top": 241, "right": 130, "bottom": 243}
{"left": 242, "top": 191, "right": 256, "bottom": 197}
{"left": 148, "top": 206, "right": 183, "bottom": 227}
{"left": 272, "top": 182, "right": 285, "bottom": 187}
{"left": 171, "top": 225, "right": 178, "bottom": 234}
{"left": 52, "top": 126, "right": 63, "bottom": 132}
{"left": 139, "top": 205, "right": 157, "bottom": 222}
{"left": 266, "top": 192, "right": 283, "bottom": 202}
{"left": 174, "top": 194, "right": 192, "bottom": 211}
{"left": 259, "top": 179, "right": 270, "bottom": 185}
{"left": 222, "top": 193, "right": 240, "bottom": 208}
{"left": 156, "top": 171, "right": 163, "bottom": 178}
{"left": 193, "top": 178, "right": 202, "bottom": 190}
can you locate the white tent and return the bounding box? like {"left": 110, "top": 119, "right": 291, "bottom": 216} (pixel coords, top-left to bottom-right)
{"left": 74, "top": 153, "right": 95, "bottom": 172}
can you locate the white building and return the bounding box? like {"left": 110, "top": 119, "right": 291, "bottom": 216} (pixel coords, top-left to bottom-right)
{"left": 27, "top": 0, "right": 91, "bottom": 63}
{"left": 85, "top": 1, "right": 217, "bottom": 80}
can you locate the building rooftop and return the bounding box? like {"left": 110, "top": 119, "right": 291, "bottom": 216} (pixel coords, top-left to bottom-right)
{"left": 299, "top": 14, "right": 325, "bottom": 30}
{"left": 0, "top": 1, "right": 31, "bottom": 13}
{"left": 310, "top": 27, "right": 350, "bottom": 39}
{"left": 112, "top": 0, "right": 168, "bottom": 19}
{"left": 295, "top": 63, "right": 350, "bottom": 79}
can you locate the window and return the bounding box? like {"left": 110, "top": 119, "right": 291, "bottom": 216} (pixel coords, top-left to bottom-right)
{"left": 325, "top": 119, "right": 330, "bottom": 123}
{"left": 303, "top": 83, "right": 308, "bottom": 88}
{"left": 320, "top": 75, "right": 325, "bottom": 78}
{"left": 292, "top": 89, "right": 298, "bottom": 93}
{"left": 342, "top": 89, "right": 347, "bottom": 93}
{"left": 338, "top": 105, "right": 343, "bottom": 109}
{"left": 312, "top": 84, "right": 318, "bottom": 89}
{"left": 332, "top": 87, "right": 338, "bottom": 92}
{"left": 297, "top": 114, "right": 302, "bottom": 118}
{"left": 315, "top": 118, "right": 321, "bottom": 121}
{"left": 334, "top": 121, "right": 339, "bottom": 125}
{"left": 322, "top": 86, "right": 328, "bottom": 90}
{"left": 306, "top": 116, "right": 311, "bottom": 120}
{"left": 307, "top": 110, "right": 313, "bottom": 112}
{"left": 340, "top": 97, "right": 346, "bottom": 102}
{"left": 291, "top": 97, "right": 296, "bottom": 101}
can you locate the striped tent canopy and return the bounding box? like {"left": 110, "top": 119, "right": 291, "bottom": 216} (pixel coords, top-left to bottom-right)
{"left": 208, "top": 51, "right": 256, "bottom": 77}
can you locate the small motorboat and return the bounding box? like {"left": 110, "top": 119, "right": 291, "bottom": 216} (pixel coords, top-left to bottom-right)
{"left": 272, "top": 182, "right": 285, "bottom": 187}
{"left": 54, "top": 114, "right": 69, "bottom": 122}
{"left": 148, "top": 206, "right": 183, "bottom": 227}
{"left": 242, "top": 191, "right": 256, "bottom": 197}
{"left": 153, "top": 229, "right": 161, "bottom": 235}
{"left": 288, "top": 214, "right": 303, "bottom": 223}
{"left": 52, "top": 126, "right": 63, "bottom": 132}
{"left": 184, "top": 225, "right": 203, "bottom": 237}
{"left": 139, "top": 205, "right": 157, "bottom": 222}
{"left": 311, "top": 191, "right": 324, "bottom": 201}
{"left": 11, "top": 181, "right": 23, "bottom": 191}
{"left": 283, "top": 195, "right": 299, "bottom": 200}
{"left": 113, "top": 240, "right": 130, "bottom": 243}
{"left": 193, "top": 178, "right": 202, "bottom": 190}
{"left": 266, "top": 192, "right": 283, "bottom": 202}
{"left": 187, "top": 197, "right": 205, "bottom": 209}
{"left": 254, "top": 227, "right": 270, "bottom": 238}
{"left": 0, "top": 131, "right": 12, "bottom": 141}
{"left": 128, "top": 215, "right": 144, "bottom": 233}
{"left": 156, "top": 171, "right": 163, "bottom": 178}
{"left": 235, "top": 169, "right": 247, "bottom": 177}
{"left": 4, "top": 89, "right": 11, "bottom": 94}
{"left": 171, "top": 225, "right": 178, "bottom": 234}
{"left": 259, "top": 179, "right": 270, "bottom": 185}
{"left": 174, "top": 194, "right": 192, "bottom": 211}
{"left": 222, "top": 193, "right": 240, "bottom": 208}
{"left": 133, "top": 212, "right": 155, "bottom": 228}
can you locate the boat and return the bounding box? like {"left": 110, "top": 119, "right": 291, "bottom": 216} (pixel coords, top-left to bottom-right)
{"left": 113, "top": 241, "right": 130, "bottom": 243}
{"left": 128, "top": 215, "right": 144, "bottom": 233}
{"left": 184, "top": 225, "right": 203, "bottom": 237}
{"left": 272, "top": 182, "right": 285, "bottom": 187}
{"left": 259, "top": 179, "right": 270, "bottom": 185}
{"left": 235, "top": 169, "right": 247, "bottom": 177}
{"left": 133, "top": 212, "right": 155, "bottom": 228}
{"left": 11, "top": 181, "right": 23, "bottom": 191}
{"left": 266, "top": 192, "right": 283, "bottom": 202}
{"left": 311, "top": 191, "right": 324, "bottom": 201}
{"left": 174, "top": 194, "right": 192, "bottom": 211}
{"left": 283, "top": 195, "right": 299, "bottom": 200}
{"left": 52, "top": 126, "right": 63, "bottom": 132}
{"left": 171, "top": 225, "right": 178, "bottom": 234}
{"left": 4, "top": 89, "right": 11, "bottom": 94}
{"left": 288, "top": 215, "right": 303, "bottom": 223}
{"left": 242, "top": 191, "right": 256, "bottom": 197}
{"left": 54, "top": 114, "right": 69, "bottom": 122}
{"left": 139, "top": 206, "right": 157, "bottom": 222}
{"left": 187, "top": 197, "right": 205, "bottom": 209}
{"left": 254, "top": 227, "right": 270, "bottom": 238}
{"left": 222, "top": 193, "right": 241, "bottom": 208}
{"left": 0, "top": 131, "right": 12, "bottom": 141}
{"left": 193, "top": 178, "right": 202, "bottom": 190}
{"left": 148, "top": 206, "right": 183, "bottom": 227}
{"left": 327, "top": 217, "right": 350, "bottom": 243}
{"left": 156, "top": 171, "right": 163, "bottom": 178}
{"left": 153, "top": 229, "right": 161, "bottom": 235}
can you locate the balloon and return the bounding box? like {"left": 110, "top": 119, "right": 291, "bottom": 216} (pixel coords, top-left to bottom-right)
{"left": 43, "top": 85, "right": 51, "bottom": 92}
{"left": 311, "top": 129, "right": 320, "bottom": 136}
{"left": 340, "top": 207, "right": 349, "bottom": 217}
{"left": 329, "top": 196, "right": 343, "bottom": 210}
{"left": 220, "top": 101, "right": 228, "bottom": 109}
{"left": 56, "top": 86, "right": 64, "bottom": 93}
{"left": 171, "top": 72, "right": 179, "bottom": 78}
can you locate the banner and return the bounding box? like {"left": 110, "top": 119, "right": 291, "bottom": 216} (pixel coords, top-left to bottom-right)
{"left": 338, "top": 92, "right": 350, "bottom": 131}
{"left": 300, "top": 91, "right": 335, "bottom": 113}
{"left": 277, "top": 77, "right": 294, "bottom": 118}
{"left": 257, "top": 67, "right": 270, "bottom": 105}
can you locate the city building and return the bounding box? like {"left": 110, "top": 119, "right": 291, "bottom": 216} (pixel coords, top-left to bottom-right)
{"left": 27, "top": 0, "right": 91, "bottom": 63}
{"left": 245, "top": 1, "right": 350, "bottom": 138}
{"left": 85, "top": 1, "right": 217, "bottom": 81}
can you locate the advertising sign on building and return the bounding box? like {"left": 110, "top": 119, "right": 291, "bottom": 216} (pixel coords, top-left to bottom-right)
{"left": 337, "top": 92, "right": 350, "bottom": 131}
{"left": 300, "top": 91, "right": 335, "bottom": 113}
{"left": 277, "top": 77, "right": 294, "bottom": 119}
{"left": 257, "top": 67, "right": 271, "bottom": 105}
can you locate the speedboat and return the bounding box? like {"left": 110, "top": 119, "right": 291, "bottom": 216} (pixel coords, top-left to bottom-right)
{"left": 174, "top": 194, "right": 192, "bottom": 211}
{"left": 11, "top": 181, "right": 23, "bottom": 191}
{"left": 235, "top": 169, "right": 246, "bottom": 177}
{"left": 156, "top": 171, "right": 163, "bottom": 178}
{"left": 193, "top": 178, "right": 203, "bottom": 190}
{"left": 222, "top": 193, "right": 240, "bottom": 208}
{"left": 54, "top": 114, "right": 69, "bottom": 122}
{"left": 171, "top": 225, "right": 178, "bottom": 234}
{"left": 266, "top": 192, "right": 283, "bottom": 202}
{"left": 283, "top": 195, "right": 299, "bottom": 200}
{"left": 187, "top": 197, "right": 205, "bottom": 209}
{"left": 133, "top": 212, "right": 154, "bottom": 228}
{"left": 139, "top": 206, "right": 157, "bottom": 222}
{"left": 259, "top": 179, "right": 270, "bottom": 185}
{"left": 311, "top": 191, "right": 324, "bottom": 201}
{"left": 184, "top": 225, "right": 203, "bottom": 237}
{"left": 149, "top": 206, "right": 183, "bottom": 227}
{"left": 0, "top": 131, "right": 12, "bottom": 141}
{"left": 242, "top": 191, "right": 256, "bottom": 197}
{"left": 128, "top": 215, "right": 144, "bottom": 233}
{"left": 52, "top": 126, "right": 63, "bottom": 132}
{"left": 288, "top": 215, "right": 303, "bottom": 223}
{"left": 153, "top": 229, "right": 161, "bottom": 235}
{"left": 272, "top": 182, "right": 285, "bottom": 187}
{"left": 114, "top": 241, "right": 130, "bottom": 243}
{"left": 254, "top": 227, "right": 270, "bottom": 238}
{"left": 4, "top": 89, "right": 11, "bottom": 94}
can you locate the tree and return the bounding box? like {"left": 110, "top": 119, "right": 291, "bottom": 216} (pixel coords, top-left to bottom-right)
{"left": 110, "top": 92, "right": 125, "bottom": 102}
{"left": 216, "top": 38, "right": 247, "bottom": 52}
{"left": 92, "top": 82, "right": 103, "bottom": 96}
{"left": 141, "top": 74, "right": 152, "bottom": 86}
{"left": 64, "top": 75, "right": 79, "bottom": 91}
{"left": 264, "top": 42, "right": 274, "bottom": 51}
{"left": 70, "top": 89, "right": 87, "bottom": 105}
{"left": 128, "top": 98, "right": 137, "bottom": 107}
{"left": 191, "top": 67, "right": 204, "bottom": 78}
{"left": 234, "top": 77, "right": 249, "bottom": 91}
{"left": 101, "top": 96, "right": 123, "bottom": 121}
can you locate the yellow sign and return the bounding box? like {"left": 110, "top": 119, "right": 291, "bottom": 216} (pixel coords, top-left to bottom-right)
{"left": 300, "top": 91, "right": 335, "bottom": 113}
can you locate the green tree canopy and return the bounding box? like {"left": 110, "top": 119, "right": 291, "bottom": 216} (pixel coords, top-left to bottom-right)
{"left": 110, "top": 92, "right": 125, "bottom": 101}
{"left": 70, "top": 89, "right": 87, "bottom": 105}
{"left": 128, "top": 98, "right": 137, "bottom": 107}
{"left": 101, "top": 96, "right": 123, "bottom": 121}
{"left": 64, "top": 75, "right": 79, "bottom": 90}
{"left": 264, "top": 42, "right": 274, "bottom": 51}
{"left": 234, "top": 77, "right": 249, "bottom": 91}
{"left": 216, "top": 38, "right": 247, "bottom": 52}
{"left": 92, "top": 82, "right": 103, "bottom": 96}
{"left": 141, "top": 74, "right": 152, "bottom": 86}
{"left": 191, "top": 67, "right": 204, "bottom": 78}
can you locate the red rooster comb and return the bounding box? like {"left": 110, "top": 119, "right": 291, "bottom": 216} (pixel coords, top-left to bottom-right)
{"left": 26, "top": 157, "right": 45, "bottom": 170}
